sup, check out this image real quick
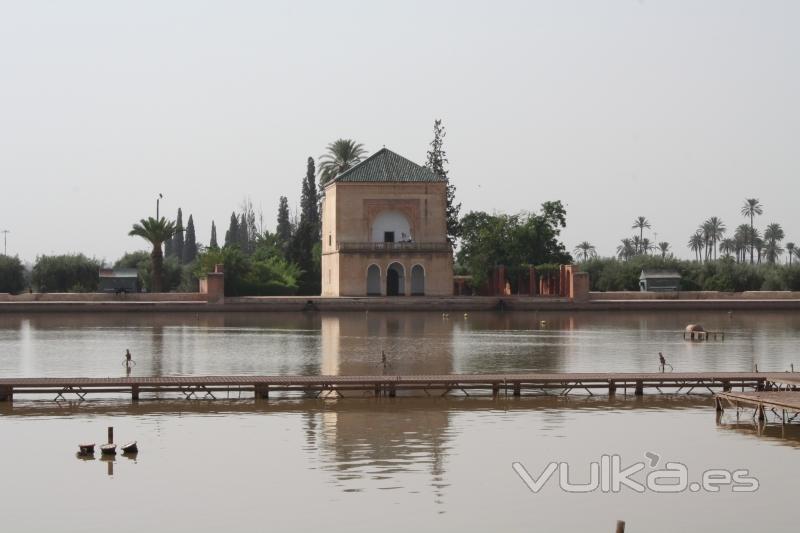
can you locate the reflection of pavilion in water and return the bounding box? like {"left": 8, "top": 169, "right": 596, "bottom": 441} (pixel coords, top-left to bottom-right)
{"left": 320, "top": 312, "right": 455, "bottom": 376}
{"left": 317, "top": 313, "right": 455, "bottom": 502}
{"left": 308, "top": 405, "right": 450, "bottom": 503}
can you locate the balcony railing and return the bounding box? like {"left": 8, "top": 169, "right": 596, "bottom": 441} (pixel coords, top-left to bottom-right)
{"left": 336, "top": 242, "right": 451, "bottom": 253}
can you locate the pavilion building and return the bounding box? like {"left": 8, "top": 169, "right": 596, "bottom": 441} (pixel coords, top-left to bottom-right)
{"left": 320, "top": 148, "right": 453, "bottom": 296}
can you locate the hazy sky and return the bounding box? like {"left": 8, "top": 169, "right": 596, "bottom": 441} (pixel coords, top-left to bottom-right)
{"left": 1, "top": 1, "right": 798, "bottom": 263}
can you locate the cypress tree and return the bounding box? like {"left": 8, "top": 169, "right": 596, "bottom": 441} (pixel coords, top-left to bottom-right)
{"left": 290, "top": 157, "right": 322, "bottom": 294}
{"left": 174, "top": 208, "right": 185, "bottom": 262}
{"left": 276, "top": 196, "right": 291, "bottom": 250}
{"left": 425, "top": 119, "right": 461, "bottom": 249}
{"left": 300, "top": 157, "right": 320, "bottom": 240}
{"left": 238, "top": 213, "right": 250, "bottom": 253}
{"left": 183, "top": 215, "right": 197, "bottom": 263}
{"left": 224, "top": 212, "right": 239, "bottom": 248}
{"left": 209, "top": 221, "right": 218, "bottom": 249}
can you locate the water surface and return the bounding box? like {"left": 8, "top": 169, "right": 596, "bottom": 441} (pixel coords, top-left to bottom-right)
{"left": 1, "top": 310, "right": 798, "bottom": 531}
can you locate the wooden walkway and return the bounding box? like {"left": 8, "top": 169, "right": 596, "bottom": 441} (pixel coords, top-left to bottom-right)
{"left": 0, "top": 372, "right": 778, "bottom": 402}
{"left": 716, "top": 390, "right": 800, "bottom": 423}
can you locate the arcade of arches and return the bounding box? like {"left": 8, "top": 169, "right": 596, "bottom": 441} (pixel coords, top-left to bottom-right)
{"left": 367, "top": 262, "right": 426, "bottom": 296}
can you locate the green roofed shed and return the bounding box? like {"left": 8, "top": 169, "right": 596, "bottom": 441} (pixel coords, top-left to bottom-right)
{"left": 639, "top": 270, "right": 681, "bottom": 292}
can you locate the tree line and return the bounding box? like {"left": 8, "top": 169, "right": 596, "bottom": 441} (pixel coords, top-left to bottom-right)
{"left": 124, "top": 120, "right": 464, "bottom": 296}
{"left": 573, "top": 198, "right": 800, "bottom": 292}
{"left": 2, "top": 119, "right": 581, "bottom": 296}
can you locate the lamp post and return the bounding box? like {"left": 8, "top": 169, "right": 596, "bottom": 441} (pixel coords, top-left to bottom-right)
{"left": 1, "top": 230, "right": 8, "bottom": 255}
{"left": 156, "top": 194, "right": 163, "bottom": 219}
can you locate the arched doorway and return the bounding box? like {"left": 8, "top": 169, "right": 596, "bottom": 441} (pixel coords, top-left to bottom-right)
{"left": 367, "top": 265, "right": 381, "bottom": 295}
{"left": 386, "top": 262, "right": 405, "bottom": 296}
{"left": 411, "top": 264, "right": 425, "bottom": 295}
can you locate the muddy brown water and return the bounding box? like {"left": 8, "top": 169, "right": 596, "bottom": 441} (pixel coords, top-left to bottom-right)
{"left": 1, "top": 311, "right": 797, "bottom": 531}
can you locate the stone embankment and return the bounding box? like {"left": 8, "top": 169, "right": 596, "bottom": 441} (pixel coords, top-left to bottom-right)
{"left": 2, "top": 291, "right": 800, "bottom": 312}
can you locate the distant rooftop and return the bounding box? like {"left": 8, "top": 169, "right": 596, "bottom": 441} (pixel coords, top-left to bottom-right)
{"left": 331, "top": 148, "right": 444, "bottom": 184}
{"left": 99, "top": 268, "right": 138, "bottom": 278}
{"left": 640, "top": 269, "right": 681, "bottom": 279}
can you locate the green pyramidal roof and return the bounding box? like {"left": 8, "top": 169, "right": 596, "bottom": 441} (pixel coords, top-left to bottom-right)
{"left": 332, "top": 148, "right": 444, "bottom": 184}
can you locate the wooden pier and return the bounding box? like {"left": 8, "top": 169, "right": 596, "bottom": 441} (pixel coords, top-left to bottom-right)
{"left": 0, "top": 372, "right": 777, "bottom": 403}
{"left": 716, "top": 391, "right": 800, "bottom": 424}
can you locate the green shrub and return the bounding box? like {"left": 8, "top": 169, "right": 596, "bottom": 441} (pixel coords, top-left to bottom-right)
{"left": 32, "top": 254, "right": 100, "bottom": 292}
{"left": 0, "top": 255, "right": 26, "bottom": 293}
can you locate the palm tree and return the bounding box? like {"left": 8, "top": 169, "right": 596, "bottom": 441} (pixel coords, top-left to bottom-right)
{"left": 763, "top": 223, "right": 785, "bottom": 264}
{"left": 765, "top": 241, "right": 783, "bottom": 264}
{"left": 631, "top": 217, "right": 651, "bottom": 252}
{"left": 631, "top": 235, "right": 643, "bottom": 256}
{"left": 704, "top": 216, "right": 725, "bottom": 260}
{"left": 616, "top": 238, "right": 635, "bottom": 261}
{"left": 640, "top": 238, "right": 655, "bottom": 256}
{"left": 787, "top": 242, "right": 796, "bottom": 266}
{"left": 719, "top": 238, "right": 735, "bottom": 258}
{"left": 688, "top": 232, "right": 704, "bottom": 262}
{"left": 658, "top": 242, "right": 670, "bottom": 258}
{"left": 734, "top": 224, "right": 752, "bottom": 263}
{"left": 573, "top": 241, "right": 597, "bottom": 262}
{"left": 740, "top": 198, "right": 763, "bottom": 264}
{"left": 700, "top": 221, "right": 712, "bottom": 261}
{"left": 318, "top": 139, "right": 367, "bottom": 187}
{"left": 129, "top": 217, "right": 180, "bottom": 292}
{"left": 754, "top": 237, "right": 764, "bottom": 264}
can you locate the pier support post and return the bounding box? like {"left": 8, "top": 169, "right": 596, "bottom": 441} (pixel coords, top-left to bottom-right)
{"left": 722, "top": 381, "right": 731, "bottom": 392}
{"left": 715, "top": 397, "right": 724, "bottom": 413}
{"left": 0, "top": 386, "right": 11, "bottom": 402}
{"left": 374, "top": 384, "right": 381, "bottom": 397}
{"left": 616, "top": 520, "right": 626, "bottom": 533}
{"left": 108, "top": 426, "right": 114, "bottom": 444}
{"left": 131, "top": 385, "right": 139, "bottom": 401}
{"left": 757, "top": 404, "right": 766, "bottom": 422}
{"left": 513, "top": 383, "right": 521, "bottom": 397}
{"left": 492, "top": 383, "right": 500, "bottom": 397}
{"left": 634, "top": 381, "right": 644, "bottom": 396}
{"left": 255, "top": 384, "right": 269, "bottom": 399}
{"left": 608, "top": 381, "right": 616, "bottom": 396}
{"left": 388, "top": 384, "right": 396, "bottom": 398}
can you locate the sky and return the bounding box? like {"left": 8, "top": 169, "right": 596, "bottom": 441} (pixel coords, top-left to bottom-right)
{"left": 1, "top": 0, "right": 798, "bottom": 263}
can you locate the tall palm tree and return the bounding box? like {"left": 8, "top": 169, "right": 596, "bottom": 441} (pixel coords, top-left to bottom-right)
{"left": 734, "top": 224, "right": 752, "bottom": 264}
{"left": 616, "top": 238, "right": 635, "bottom": 261}
{"left": 763, "top": 223, "right": 785, "bottom": 264}
{"left": 704, "top": 216, "right": 725, "bottom": 260}
{"left": 318, "top": 139, "right": 367, "bottom": 187}
{"left": 740, "top": 198, "right": 763, "bottom": 264}
{"left": 640, "top": 238, "right": 655, "bottom": 256}
{"left": 719, "top": 238, "right": 735, "bottom": 258}
{"left": 699, "top": 221, "right": 712, "bottom": 261}
{"left": 754, "top": 237, "right": 764, "bottom": 264}
{"left": 787, "top": 242, "right": 796, "bottom": 266}
{"left": 764, "top": 241, "right": 783, "bottom": 264}
{"left": 688, "top": 232, "right": 704, "bottom": 262}
{"left": 631, "top": 217, "right": 650, "bottom": 252}
{"left": 658, "top": 242, "right": 670, "bottom": 258}
{"left": 573, "top": 241, "right": 597, "bottom": 262}
{"left": 129, "top": 217, "right": 179, "bottom": 292}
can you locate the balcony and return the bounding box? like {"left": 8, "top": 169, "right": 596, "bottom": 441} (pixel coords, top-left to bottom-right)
{"left": 336, "top": 242, "right": 451, "bottom": 253}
